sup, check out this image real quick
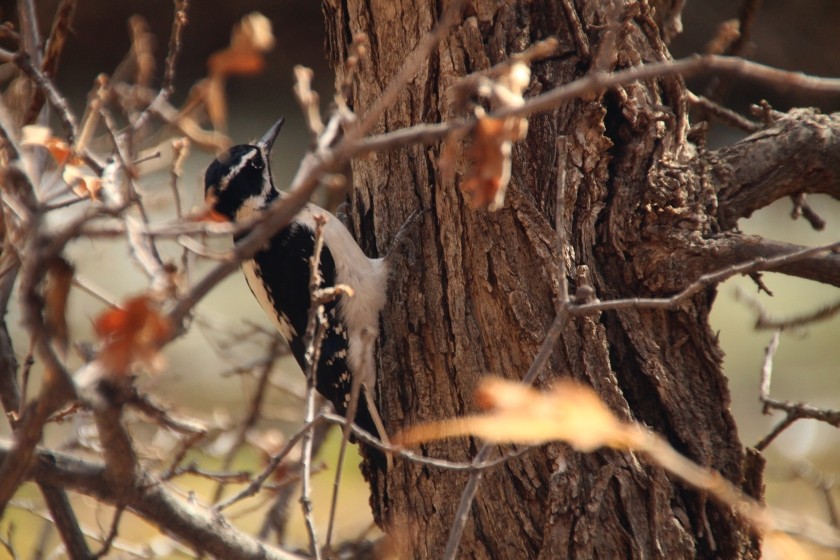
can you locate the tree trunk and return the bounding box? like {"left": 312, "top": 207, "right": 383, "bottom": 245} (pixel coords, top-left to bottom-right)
{"left": 323, "top": 1, "right": 761, "bottom": 558}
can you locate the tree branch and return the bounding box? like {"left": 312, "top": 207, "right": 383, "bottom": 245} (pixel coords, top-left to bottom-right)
{"left": 6, "top": 441, "right": 306, "bottom": 560}
{"left": 712, "top": 109, "right": 840, "bottom": 228}
{"left": 708, "top": 236, "right": 840, "bottom": 288}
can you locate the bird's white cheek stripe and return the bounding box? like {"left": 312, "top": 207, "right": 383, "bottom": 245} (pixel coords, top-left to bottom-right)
{"left": 241, "top": 259, "right": 296, "bottom": 339}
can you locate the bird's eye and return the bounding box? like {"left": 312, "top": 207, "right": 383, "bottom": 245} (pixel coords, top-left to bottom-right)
{"left": 251, "top": 158, "right": 264, "bottom": 170}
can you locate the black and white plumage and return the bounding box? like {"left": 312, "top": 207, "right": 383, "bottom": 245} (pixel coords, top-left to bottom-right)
{"left": 203, "top": 118, "right": 389, "bottom": 464}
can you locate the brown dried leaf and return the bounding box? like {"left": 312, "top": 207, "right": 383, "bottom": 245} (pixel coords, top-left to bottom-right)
{"left": 21, "top": 126, "right": 102, "bottom": 197}
{"left": 396, "top": 377, "right": 637, "bottom": 452}
{"left": 460, "top": 117, "right": 514, "bottom": 211}
{"left": 94, "top": 295, "right": 171, "bottom": 376}
{"left": 207, "top": 12, "right": 274, "bottom": 78}
{"left": 63, "top": 165, "right": 102, "bottom": 200}
{"left": 44, "top": 257, "right": 75, "bottom": 356}
{"left": 21, "top": 125, "right": 74, "bottom": 166}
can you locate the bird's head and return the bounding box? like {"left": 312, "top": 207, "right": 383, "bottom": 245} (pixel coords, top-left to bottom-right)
{"left": 203, "top": 117, "right": 285, "bottom": 223}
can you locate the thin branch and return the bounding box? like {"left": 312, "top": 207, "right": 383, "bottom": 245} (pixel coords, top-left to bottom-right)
{"left": 9, "top": 442, "right": 307, "bottom": 560}
{"left": 325, "top": 329, "right": 373, "bottom": 551}
{"left": 215, "top": 415, "right": 326, "bottom": 512}
{"left": 443, "top": 311, "right": 572, "bottom": 560}
{"left": 298, "top": 214, "right": 330, "bottom": 560}
{"left": 92, "top": 506, "right": 123, "bottom": 559}
{"left": 555, "top": 137, "right": 570, "bottom": 304}
{"left": 753, "top": 332, "right": 840, "bottom": 451}
{"left": 791, "top": 193, "right": 826, "bottom": 231}
{"left": 352, "top": 0, "right": 466, "bottom": 138}
{"left": 687, "top": 91, "right": 762, "bottom": 132}
{"left": 132, "top": 0, "right": 190, "bottom": 131}
{"left": 24, "top": 0, "right": 77, "bottom": 124}
{"left": 6, "top": 51, "right": 79, "bottom": 144}
{"left": 40, "top": 483, "right": 94, "bottom": 560}
{"left": 759, "top": 331, "right": 781, "bottom": 414}
{"left": 161, "top": 0, "right": 189, "bottom": 96}
{"left": 568, "top": 240, "right": 840, "bottom": 316}
{"left": 736, "top": 286, "right": 840, "bottom": 331}
{"left": 211, "top": 336, "right": 282, "bottom": 503}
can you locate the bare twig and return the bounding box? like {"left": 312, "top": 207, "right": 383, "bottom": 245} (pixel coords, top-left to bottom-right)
{"left": 754, "top": 332, "right": 840, "bottom": 451}
{"left": 687, "top": 91, "right": 762, "bottom": 132}
{"left": 92, "top": 506, "right": 123, "bottom": 559}
{"left": 443, "top": 311, "right": 572, "bottom": 559}
{"left": 211, "top": 336, "right": 282, "bottom": 503}
{"left": 759, "top": 331, "right": 781, "bottom": 414}
{"left": 293, "top": 66, "right": 324, "bottom": 138}
{"left": 567, "top": 240, "right": 840, "bottom": 316}
{"left": 735, "top": 286, "right": 840, "bottom": 331}
{"left": 25, "top": 0, "right": 77, "bottom": 124}
{"left": 132, "top": 0, "right": 191, "bottom": 131}
{"left": 352, "top": 0, "right": 466, "bottom": 138}
{"left": 40, "top": 483, "right": 94, "bottom": 559}
{"left": 555, "top": 137, "right": 570, "bottom": 304}
{"left": 791, "top": 193, "right": 827, "bottom": 231}
{"left": 324, "top": 329, "right": 374, "bottom": 551}
{"left": 296, "top": 215, "right": 332, "bottom": 560}
{"left": 790, "top": 462, "right": 840, "bottom": 529}
{"left": 161, "top": 0, "right": 189, "bottom": 96}
{"left": 6, "top": 442, "right": 307, "bottom": 560}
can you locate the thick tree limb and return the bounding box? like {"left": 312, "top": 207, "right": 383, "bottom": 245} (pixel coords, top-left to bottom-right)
{"left": 708, "top": 236, "right": 840, "bottom": 288}
{"left": 3, "top": 441, "right": 305, "bottom": 560}
{"left": 712, "top": 109, "right": 840, "bottom": 228}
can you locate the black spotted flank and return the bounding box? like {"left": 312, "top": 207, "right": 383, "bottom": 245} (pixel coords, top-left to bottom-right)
{"left": 243, "top": 222, "right": 380, "bottom": 439}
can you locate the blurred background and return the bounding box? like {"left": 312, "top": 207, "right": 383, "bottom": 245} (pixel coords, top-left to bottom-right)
{"left": 0, "top": 0, "right": 838, "bottom": 556}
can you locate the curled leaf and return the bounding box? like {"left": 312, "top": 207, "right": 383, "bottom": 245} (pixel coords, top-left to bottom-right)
{"left": 459, "top": 116, "right": 524, "bottom": 211}
{"left": 396, "top": 377, "right": 636, "bottom": 452}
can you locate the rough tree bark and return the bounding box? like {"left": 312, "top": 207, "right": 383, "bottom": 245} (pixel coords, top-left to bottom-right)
{"left": 320, "top": 1, "right": 840, "bottom": 559}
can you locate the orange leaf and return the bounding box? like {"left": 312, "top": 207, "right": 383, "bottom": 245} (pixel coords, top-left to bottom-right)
{"left": 208, "top": 49, "right": 266, "bottom": 77}
{"left": 63, "top": 165, "right": 102, "bottom": 200}
{"left": 45, "top": 137, "right": 72, "bottom": 166}
{"left": 94, "top": 295, "right": 171, "bottom": 376}
{"left": 459, "top": 117, "right": 516, "bottom": 211}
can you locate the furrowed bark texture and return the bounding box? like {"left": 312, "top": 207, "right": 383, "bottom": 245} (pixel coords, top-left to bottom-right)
{"left": 323, "top": 1, "right": 761, "bottom": 558}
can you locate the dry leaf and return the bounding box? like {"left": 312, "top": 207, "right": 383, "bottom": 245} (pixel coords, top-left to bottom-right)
{"left": 396, "top": 377, "right": 636, "bottom": 452}
{"left": 207, "top": 12, "right": 274, "bottom": 77}
{"left": 459, "top": 117, "right": 516, "bottom": 211}
{"left": 450, "top": 59, "right": 531, "bottom": 212}
{"left": 63, "top": 164, "right": 103, "bottom": 200}
{"left": 94, "top": 295, "right": 171, "bottom": 376}
{"left": 21, "top": 125, "right": 73, "bottom": 166}
{"left": 44, "top": 257, "right": 75, "bottom": 356}
{"left": 21, "top": 125, "right": 104, "bottom": 198}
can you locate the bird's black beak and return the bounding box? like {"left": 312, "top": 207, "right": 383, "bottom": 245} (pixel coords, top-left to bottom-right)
{"left": 257, "top": 117, "right": 285, "bottom": 155}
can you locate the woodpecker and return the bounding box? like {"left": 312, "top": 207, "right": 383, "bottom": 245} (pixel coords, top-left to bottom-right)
{"left": 203, "top": 118, "right": 389, "bottom": 466}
